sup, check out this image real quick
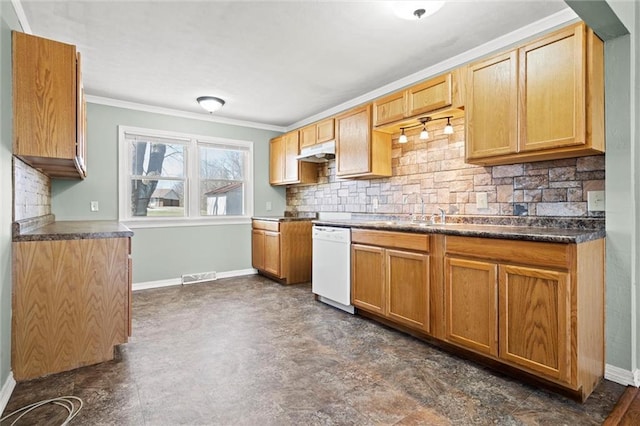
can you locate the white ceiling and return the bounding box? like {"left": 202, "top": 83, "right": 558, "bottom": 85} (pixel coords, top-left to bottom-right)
{"left": 18, "top": 1, "right": 574, "bottom": 130}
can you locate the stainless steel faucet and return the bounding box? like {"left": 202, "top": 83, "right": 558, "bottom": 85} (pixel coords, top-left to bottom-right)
{"left": 438, "top": 208, "right": 446, "bottom": 224}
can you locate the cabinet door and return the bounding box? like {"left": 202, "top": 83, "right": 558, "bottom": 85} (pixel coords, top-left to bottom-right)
{"left": 12, "top": 31, "right": 77, "bottom": 160}
{"left": 466, "top": 50, "right": 518, "bottom": 160}
{"left": 283, "top": 132, "right": 300, "bottom": 183}
{"left": 406, "top": 73, "right": 452, "bottom": 117}
{"left": 387, "top": 249, "right": 429, "bottom": 331}
{"left": 520, "top": 24, "right": 585, "bottom": 152}
{"left": 445, "top": 257, "right": 498, "bottom": 356}
{"left": 316, "top": 118, "right": 335, "bottom": 143}
{"left": 75, "top": 52, "right": 87, "bottom": 177}
{"left": 351, "top": 244, "right": 385, "bottom": 315}
{"left": 336, "top": 105, "right": 371, "bottom": 176}
{"left": 373, "top": 91, "right": 406, "bottom": 126}
{"left": 263, "top": 231, "right": 281, "bottom": 277}
{"left": 299, "top": 124, "right": 317, "bottom": 149}
{"left": 269, "top": 137, "right": 284, "bottom": 184}
{"left": 499, "top": 264, "right": 570, "bottom": 382}
{"left": 251, "top": 229, "right": 265, "bottom": 271}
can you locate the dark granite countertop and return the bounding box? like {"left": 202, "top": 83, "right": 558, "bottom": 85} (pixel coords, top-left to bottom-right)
{"left": 313, "top": 217, "right": 605, "bottom": 244}
{"left": 252, "top": 215, "right": 316, "bottom": 222}
{"left": 13, "top": 219, "right": 134, "bottom": 242}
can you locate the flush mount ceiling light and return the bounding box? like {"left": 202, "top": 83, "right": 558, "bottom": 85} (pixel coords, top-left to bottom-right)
{"left": 197, "top": 96, "right": 225, "bottom": 113}
{"left": 391, "top": 1, "right": 445, "bottom": 20}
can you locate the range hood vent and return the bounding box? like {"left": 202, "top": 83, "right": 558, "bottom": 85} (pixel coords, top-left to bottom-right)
{"left": 296, "top": 140, "right": 335, "bottom": 163}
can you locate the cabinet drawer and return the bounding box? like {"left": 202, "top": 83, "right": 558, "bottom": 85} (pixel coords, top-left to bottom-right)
{"left": 352, "top": 229, "right": 429, "bottom": 252}
{"left": 252, "top": 220, "right": 280, "bottom": 232}
{"left": 445, "top": 236, "right": 570, "bottom": 270}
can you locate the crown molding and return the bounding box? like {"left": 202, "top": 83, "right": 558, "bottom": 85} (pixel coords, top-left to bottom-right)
{"left": 11, "top": 0, "right": 32, "bottom": 33}
{"left": 287, "top": 8, "right": 579, "bottom": 131}
{"left": 85, "top": 95, "right": 287, "bottom": 133}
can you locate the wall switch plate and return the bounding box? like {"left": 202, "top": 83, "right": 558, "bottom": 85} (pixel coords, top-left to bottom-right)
{"left": 266, "top": 201, "right": 272, "bottom": 211}
{"left": 587, "top": 190, "right": 605, "bottom": 211}
{"left": 90, "top": 201, "right": 99, "bottom": 212}
{"left": 476, "top": 192, "right": 488, "bottom": 209}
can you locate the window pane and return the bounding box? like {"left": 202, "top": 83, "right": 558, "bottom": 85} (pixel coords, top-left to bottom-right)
{"left": 199, "top": 145, "right": 245, "bottom": 180}
{"left": 201, "top": 180, "right": 244, "bottom": 216}
{"left": 199, "top": 145, "right": 246, "bottom": 216}
{"left": 130, "top": 141, "right": 185, "bottom": 178}
{"left": 131, "top": 179, "right": 185, "bottom": 217}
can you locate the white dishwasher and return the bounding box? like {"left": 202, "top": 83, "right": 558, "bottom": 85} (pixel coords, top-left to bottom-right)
{"left": 312, "top": 225, "right": 354, "bottom": 314}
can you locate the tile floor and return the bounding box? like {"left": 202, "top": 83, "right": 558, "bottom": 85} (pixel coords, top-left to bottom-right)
{"left": 2, "top": 275, "right": 625, "bottom": 425}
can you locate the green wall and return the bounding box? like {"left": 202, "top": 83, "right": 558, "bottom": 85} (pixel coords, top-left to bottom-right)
{"left": 0, "top": 0, "right": 20, "bottom": 396}
{"left": 52, "top": 103, "right": 284, "bottom": 283}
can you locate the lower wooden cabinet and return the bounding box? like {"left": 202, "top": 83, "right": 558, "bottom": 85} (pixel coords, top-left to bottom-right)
{"left": 443, "top": 235, "right": 604, "bottom": 401}
{"left": 251, "top": 219, "right": 312, "bottom": 284}
{"left": 351, "top": 230, "right": 430, "bottom": 332}
{"left": 444, "top": 257, "right": 498, "bottom": 357}
{"left": 12, "top": 236, "right": 131, "bottom": 380}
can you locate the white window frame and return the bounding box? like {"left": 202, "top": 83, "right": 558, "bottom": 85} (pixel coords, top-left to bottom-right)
{"left": 118, "top": 125, "right": 254, "bottom": 228}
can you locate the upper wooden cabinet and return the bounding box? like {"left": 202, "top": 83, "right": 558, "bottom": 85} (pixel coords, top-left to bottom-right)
{"left": 300, "top": 118, "right": 335, "bottom": 149}
{"left": 466, "top": 23, "right": 604, "bottom": 165}
{"left": 373, "top": 71, "right": 463, "bottom": 128}
{"left": 335, "top": 104, "right": 391, "bottom": 178}
{"left": 12, "top": 31, "right": 87, "bottom": 179}
{"left": 269, "top": 132, "right": 317, "bottom": 185}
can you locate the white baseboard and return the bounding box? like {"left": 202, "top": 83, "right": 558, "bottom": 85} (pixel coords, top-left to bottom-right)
{"left": 0, "top": 372, "right": 16, "bottom": 416}
{"left": 605, "top": 363, "right": 640, "bottom": 387}
{"left": 133, "top": 269, "right": 257, "bottom": 292}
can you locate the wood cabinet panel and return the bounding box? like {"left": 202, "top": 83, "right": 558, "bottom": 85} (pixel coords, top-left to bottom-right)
{"left": 269, "top": 137, "right": 284, "bottom": 185}
{"left": 520, "top": 25, "right": 585, "bottom": 152}
{"left": 445, "top": 257, "right": 498, "bottom": 356}
{"left": 263, "top": 231, "right": 281, "bottom": 276}
{"left": 387, "top": 249, "right": 429, "bottom": 331}
{"left": 12, "top": 237, "right": 130, "bottom": 380}
{"left": 316, "top": 118, "right": 335, "bottom": 143}
{"left": 373, "top": 91, "right": 406, "bottom": 126}
{"left": 499, "top": 265, "right": 570, "bottom": 382}
{"left": 352, "top": 229, "right": 429, "bottom": 252}
{"left": 299, "top": 124, "right": 317, "bottom": 149}
{"left": 466, "top": 51, "right": 518, "bottom": 160}
{"left": 13, "top": 31, "right": 86, "bottom": 179}
{"left": 351, "top": 244, "right": 386, "bottom": 315}
{"left": 406, "top": 73, "right": 452, "bottom": 117}
{"left": 251, "top": 229, "right": 265, "bottom": 271}
{"left": 283, "top": 132, "right": 300, "bottom": 183}
{"left": 336, "top": 105, "right": 391, "bottom": 178}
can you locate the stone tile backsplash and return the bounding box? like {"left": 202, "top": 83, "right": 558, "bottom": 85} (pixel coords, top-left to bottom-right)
{"left": 13, "top": 158, "right": 51, "bottom": 221}
{"left": 286, "top": 117, "right": 605, "bottom": 218}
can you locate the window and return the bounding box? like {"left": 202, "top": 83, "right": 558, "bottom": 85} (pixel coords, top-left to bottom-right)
{"left": 119, "top": 126, "right": 253, "bottom": 227}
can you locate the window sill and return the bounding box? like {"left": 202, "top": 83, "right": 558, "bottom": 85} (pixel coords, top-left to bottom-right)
{"left": 121, "top": 216, "right": 252, "bottom": 229}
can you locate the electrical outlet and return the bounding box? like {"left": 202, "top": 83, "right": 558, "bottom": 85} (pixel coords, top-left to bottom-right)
{"left": 90, "top": 201, "right": 99, "bottom": 212}
{"left": 266, "top": 201, "right": 272, "bottom": 211}
{"left": 587, "top": 190, "right": 605, "bottom": 211}
{"left": 476, "top": 192, "right": 488, "bottom": 209}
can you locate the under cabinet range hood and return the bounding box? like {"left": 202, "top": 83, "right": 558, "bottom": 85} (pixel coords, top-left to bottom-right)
{"left": 296, "top": 140, "right": 336, "bottom": 163}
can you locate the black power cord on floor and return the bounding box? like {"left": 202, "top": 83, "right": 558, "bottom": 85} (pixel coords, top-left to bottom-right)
{"left": 0, "top": 396, "right": 83, "bottom": 425}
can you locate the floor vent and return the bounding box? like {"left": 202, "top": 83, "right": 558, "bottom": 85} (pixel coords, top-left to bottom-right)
{"left": 181, "top": 271, "right": 217, "bottom": 285}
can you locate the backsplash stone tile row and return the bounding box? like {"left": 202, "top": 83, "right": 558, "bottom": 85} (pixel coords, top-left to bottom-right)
{"left": 286, "top": 117, "right": 605, "bottom": 218}
{"left": 13, "top": 158, "right": 51, "bottom": 221}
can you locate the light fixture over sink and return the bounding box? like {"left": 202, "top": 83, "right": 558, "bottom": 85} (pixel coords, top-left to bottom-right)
{"left": 197, "top": 96, "right": 225, "bottom": 113}
{"left": 398, "top": 115, "right": 454, "bottom": 143}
